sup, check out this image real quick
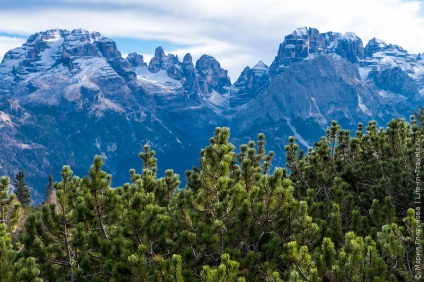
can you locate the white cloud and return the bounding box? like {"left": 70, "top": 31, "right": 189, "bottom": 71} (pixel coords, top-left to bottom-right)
{"left": 0, "top": 0, "right": 423, "bottom": 79}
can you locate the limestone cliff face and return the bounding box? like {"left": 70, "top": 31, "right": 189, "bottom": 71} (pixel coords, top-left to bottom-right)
{"left": 146, "top": 47, "right": 231, "bottom": 99}
{"left": 127, "top": 52, "right": 145, "bottom": 68}
{"left": 269, "top": 27, "right": 364, "bottom": 75}
{"left": 230, "top": 61, "right": 269, "bottom": 107}
{"left": 181, "top": 53, "right": 200, "bottom": 100}
{"left": 368, "top": 66, "right": 419, "bottom": 98}
{"left": 236, "top": 54, "right": 377, "bottom": 131}
{"left": 195, "top": 54, "right": 231, "bottom": 95}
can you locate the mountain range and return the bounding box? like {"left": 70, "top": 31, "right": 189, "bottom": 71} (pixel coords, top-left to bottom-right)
{"left": 0, "top": 27, "right": 422, "bottom": 203}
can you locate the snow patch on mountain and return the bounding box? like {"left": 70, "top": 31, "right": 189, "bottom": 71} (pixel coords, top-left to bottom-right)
{"left": 358, "top": 66, "right": 372, "bottom": 80}
{"left": 0, "top": 111, "right": 13, "bottom": 127}
{"left": 37, "top": 39, "right": 64, "bottom": 70}
{"left": 201, "top": 91, "right": 229, "bottom": 115}
{"left": 357, "top": 94, "right": 371, "bottom": 115}
{"left": 135, "top": 68, "right": 184, "bottom": 95}
{"left": 377, "top": 57, "right": 399, "bottom": 71}
{"left": 71, "top": 57, "right": 112, "bottom": 80}
{"left": 16, "top": 143, "right": 31, "bottom": 149}
{"left": 342, "top": 32, "right": 360, "bottom": 41}
{"left": 310, "top": 97, "right": 327, "bottom": 126}
{"left": 136, "top": 68, "right": 180, "bottom": 85}
{"left": 95, "top": 97, "right": 124, "bottom": 113}
{"left": 64, "top": 84, "right": 83, "bottom": 101}
{"left": 252, "top": 60, "right": 268, "bottom": 73}
{"left": 293, "top": 27, "right": 308, "bottom": 37}
{"left": 286, "top": 118, "right": 310, "bottom": 148}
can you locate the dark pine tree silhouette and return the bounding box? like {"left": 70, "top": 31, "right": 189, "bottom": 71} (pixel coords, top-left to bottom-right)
{"left": 12, "top": 171, "right": 30, "bottom": 207}
{"left": 45, "top": 174, "right": 53, "bottom": 203}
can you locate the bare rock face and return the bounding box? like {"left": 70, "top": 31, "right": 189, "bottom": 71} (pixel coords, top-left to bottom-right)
{"left": 195, "top": 55, "right": 231, "bottom": 95}
{"left": 181, "top": 53, "right": 200, "bottom": 100}
{"left": 334, "top": 33, "right": 364, "bottom": 63}
{"left": 164, "top": 54, "right": 184, "bottom": 80}
{"left": 369, "top": 66, "right": 419, "bottom": 98}
{"left": 148, "top": 46, "right": 166, "bottom": 73}
{"left": 270, "top": 27, "right": 312, "bottom": 71}
{"left": 127, "top": 53, "right": 145, "bottom": 68}
{"left": 364, "top": 38, "right": 388, "bottom": 57}
{"left": 269, "top": 27, "right": 364, "bottom": 75}
{"left": 237, "top": 54, "right": 370, "bottom": 130}
{"left": 96, "top": 39, "right": 122, "bottom": 59}
{"left": 230, "top": 61, "right": 269, "bottom": 107}
{"left": 62, "top": 29, "right": 104, "bottom": 57}
{"left": 145, "top": 48, "right": 231, "bottom": 99}
{"left": 147, "top": 47, "right": 186, "bottom": 80}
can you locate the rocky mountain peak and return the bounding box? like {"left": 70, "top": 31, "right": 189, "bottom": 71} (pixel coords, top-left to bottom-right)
{"left": 148, "top": 46, "right": 170, "bottom": 73}
{"left": 26, "top": 29, "right": 65, "bottom": 44}
{"left": 134, "top": 47, "right": 231, "bottom": 100}
{"left": 154, "top": 46, "right": 165, "bottom": 58}
{"left": 196, "top": 55, "right": 220, "bottom": 70}
{"left": 183, "top": 53, "right": 193, "bottom": 64}
{"left": 252, "top": 60, "right": 268, "bottom": 74}
{"left": 269, "top": 27, "right": 320, "bottom": 74}
{"left": 365, "top": 38, "right": 388, "bottom": 57}
{"left": 292, "top": 27, "right": 309, "bottom": 37}
{"left": 342, "top": 32, "right": 360, "bottom": 42}
{"left": 62, "top": 29, "right": 106, "bottom": 50}
{"left": 269, "top": 27, "right": 365, "bottom": 75}
{"left": 179, "top": 53, "right": 199, "bottom": 98}
{"left": 146, "top": 47, "right": 183, "bottom": 81}
{"left": 230, "top": 60, "right": 270, "bottom": 107}
{"left": 334, "top": 32, "right": 364, "bottom": 63}
{"left": 127, "top": 52, "right": 145, "bottom": 68}
{"left": 96, "top": 39, "right": 121, "bottom": 59}
{"left": 0, "top": 28, "right": 135, "bottom": 104}
{"left": 195, "top": 54, "right": 231, "bottom": 95}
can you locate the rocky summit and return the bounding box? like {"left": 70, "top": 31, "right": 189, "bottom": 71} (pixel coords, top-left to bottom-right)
{"left": 0, "top": 27, "right": 422, "bottom": 202}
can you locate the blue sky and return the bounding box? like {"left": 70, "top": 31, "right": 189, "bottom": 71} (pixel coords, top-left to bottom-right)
{"left": 1, "top": 0, "right": 424, "bottom": 80}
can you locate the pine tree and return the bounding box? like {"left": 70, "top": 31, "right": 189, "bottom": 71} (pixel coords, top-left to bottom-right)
{"left": 45, "top": 174, "right": 53, "bottom": 203}
{"left": 0, "top": 176, "right": 20, "bottom": 232}
{"left": 12, "top": 257, "right": 42, "bottom": 282}
{"left": 377, "top": 224, "right": 407, "bottom": 276}
{"left": 176, "top": 128, "right": 245, "bottom": 274}
{"left": 200, "top": 253, "right": 245, "bottom": 282}
{"left": 246, "top": 168, "right": 298, "bottom": 273}
{"left": 12, "top": 171, "right": 30, "bottom": 207}
{"left": 314, "top": 237, "right": 336, "bottom": 279}
{"left": 0, "top": 176, "right": 41, "bottom": 281}
{"left": 281, "top": 241, "right": 319, "bottom": 281}
{"left": 75, "top": 155, "right": 122, "bottom": 280}
{"left": 0, "top": 223, "right": 15, "bottom": 281}
{"left": 37, "top": 166, "right": 80, "bottom": 282}
{"left": 153, "top": 254, "right": 185, "bottom": 282}
{"left": 78, "top": 155, "right": 120, "bottom": 241}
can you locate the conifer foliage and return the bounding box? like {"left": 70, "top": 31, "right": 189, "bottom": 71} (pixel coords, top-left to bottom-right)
{"left": 45, "top": 175, "right": 53, "bottom": 203}
{"left": 0, "top": 116, "right": 423, "bottom": 281}
{"left": 12, "top": 171, "right": 31, "bottom": 207}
